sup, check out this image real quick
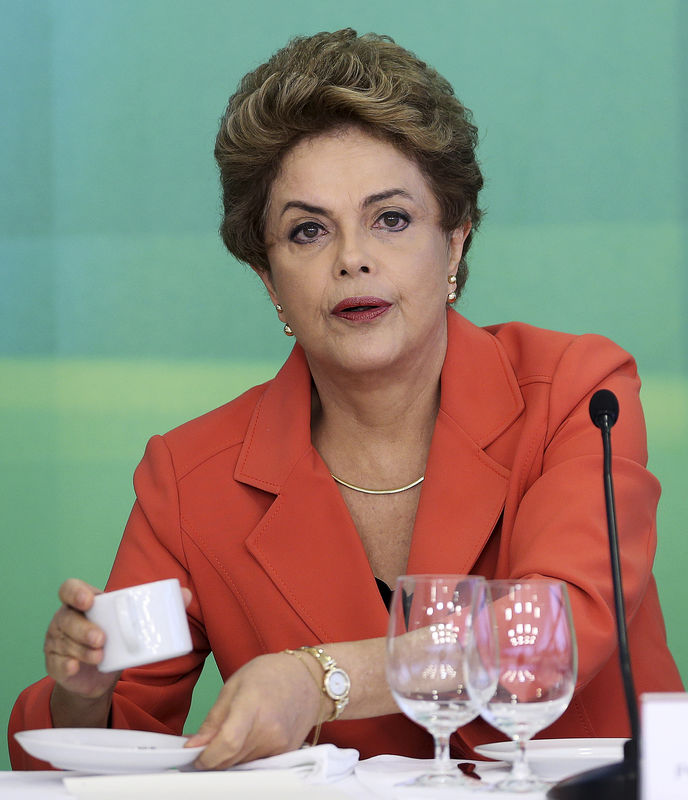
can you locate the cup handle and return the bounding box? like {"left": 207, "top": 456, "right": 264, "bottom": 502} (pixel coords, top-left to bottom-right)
{"left": 115, "top": 594, "right": 141, "bottom": 652}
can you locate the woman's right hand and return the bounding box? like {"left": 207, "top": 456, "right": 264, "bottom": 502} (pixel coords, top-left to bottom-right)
{"left": 44, "top": 578, "right": 121, "bottom": 702}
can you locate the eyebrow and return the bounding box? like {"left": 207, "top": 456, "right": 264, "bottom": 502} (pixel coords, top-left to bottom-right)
{"left": 279, "top": 188, "right": 414, "bottom": 218}
{"left": 363, "top": 188, "right": 413, "bottom": 208}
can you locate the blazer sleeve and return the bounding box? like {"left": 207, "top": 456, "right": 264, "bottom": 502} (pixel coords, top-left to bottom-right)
{"left": 8, "top": 435, "right": 210, "bottom": 770}
{"left": 504, "top": 333, "right": 661, "bottom": 690}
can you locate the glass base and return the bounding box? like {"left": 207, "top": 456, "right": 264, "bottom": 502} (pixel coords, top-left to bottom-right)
{"left": 495, "top": 775, "right": 549, "bottom": 793}
{"left": 396, "top": 771, "right": 494, "bottom": 792}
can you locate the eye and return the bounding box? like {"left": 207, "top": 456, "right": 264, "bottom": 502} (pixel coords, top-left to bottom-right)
{"left": 374, "top": 211, "right": 410, "bottom": 231}
{"left": 290, "top": 221, "right": 326, "bottom": 244}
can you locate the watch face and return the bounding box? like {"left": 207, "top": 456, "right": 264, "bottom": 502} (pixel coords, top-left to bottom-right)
{"left": 326, "top": 668, "right": 351, "bottom": 699}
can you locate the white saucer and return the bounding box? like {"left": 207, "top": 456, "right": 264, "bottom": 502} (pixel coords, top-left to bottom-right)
{"left": 14, "top": 728, "right": 204, "bottom": 773}
{"left": 474, "top": 738, "right": 626, "bottom": 781}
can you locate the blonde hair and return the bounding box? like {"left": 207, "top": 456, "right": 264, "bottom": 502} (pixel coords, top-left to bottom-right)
{"left": 215, "top": 28, "right": 483, "bottom": 297}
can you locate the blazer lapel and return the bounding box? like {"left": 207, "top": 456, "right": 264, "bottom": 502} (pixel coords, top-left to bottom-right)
{"left": 408, "top": 311, "right": 524, "bottom": 574}
{"left": 407, "top": 408, "right": 511, "bottom": 573}
{"left": 245, "top": 450, "right": 390, "bottom": 642}
{"left": 237, "top": 345, "right": 389, "bottom": 643}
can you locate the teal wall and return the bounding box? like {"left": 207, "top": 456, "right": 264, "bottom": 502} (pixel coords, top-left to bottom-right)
{"left": 2, "top": 0, "right": 686, "bottom": 769}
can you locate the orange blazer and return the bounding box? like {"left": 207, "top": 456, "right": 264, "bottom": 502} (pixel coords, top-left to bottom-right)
{"left": 10, "top": 310, "right": 683, "bottom": 769}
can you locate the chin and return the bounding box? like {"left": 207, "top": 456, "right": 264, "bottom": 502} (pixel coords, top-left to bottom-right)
{"left": 336, "top": 344, "right": 406, "bottom": 375}
{"left": 308, "top": 328, "right": 422, "bottom": 376}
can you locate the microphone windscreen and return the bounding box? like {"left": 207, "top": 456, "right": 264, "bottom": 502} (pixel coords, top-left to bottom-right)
{"left": 589, "top": 389, "right": 619, "bottom": 428}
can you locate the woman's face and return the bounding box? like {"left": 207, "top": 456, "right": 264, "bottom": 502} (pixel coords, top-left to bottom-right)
{"left": 258, "top": 126, "right": 470, "bottom": 379}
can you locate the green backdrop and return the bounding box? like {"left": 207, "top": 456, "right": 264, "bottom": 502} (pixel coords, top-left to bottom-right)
{"left": 2, "top": 0, "right": 686, "bottom": 770}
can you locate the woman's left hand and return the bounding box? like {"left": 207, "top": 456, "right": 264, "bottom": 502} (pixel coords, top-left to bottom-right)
{"left": 186, "top": 652, "right": 324, "bottom": 769}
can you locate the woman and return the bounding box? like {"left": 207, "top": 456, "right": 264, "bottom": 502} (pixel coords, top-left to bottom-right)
{"left": 10, "top": 29, "right": 682, "bottom": 770}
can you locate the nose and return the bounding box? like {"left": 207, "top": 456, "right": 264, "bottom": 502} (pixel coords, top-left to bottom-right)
{"left": 335, "top": 226, "right": 372, "bottom": 277}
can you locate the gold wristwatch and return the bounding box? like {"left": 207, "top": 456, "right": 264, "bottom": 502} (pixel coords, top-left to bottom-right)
{"left": 299, "top": 646, "right": 351, "bottom": 721}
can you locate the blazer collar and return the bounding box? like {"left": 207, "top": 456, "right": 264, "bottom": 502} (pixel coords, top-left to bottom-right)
{"left": 235, "top": 343, "right": 314, "bottom": 493}
{"left": 237, "top": 310, "right": 523, "bottom": 492}
{"left": 439, "top": 309, "right": 524, "bottom": 448}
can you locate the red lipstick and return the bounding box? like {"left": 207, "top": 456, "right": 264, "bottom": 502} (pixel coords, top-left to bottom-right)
{"left": 331, "top": 296, "right": 392, "bottom": 322}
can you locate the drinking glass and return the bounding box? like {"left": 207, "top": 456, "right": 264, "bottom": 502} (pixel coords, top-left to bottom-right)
{"left": 474, "top": 580, "right": 577, "bottom": 793}
{"left": 386, "top": 574, "right": 492, "bottom": 788}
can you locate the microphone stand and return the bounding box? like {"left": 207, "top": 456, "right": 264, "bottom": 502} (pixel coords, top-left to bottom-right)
{"left": 547, "top": 390, "right": 639, "bottom": 799}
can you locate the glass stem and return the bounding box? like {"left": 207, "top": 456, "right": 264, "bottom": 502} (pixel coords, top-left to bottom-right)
{"left": 511, "top": 738, "right": 531, "bottom": 782}
{"left": 433, "top": 733, "right": 452, "bottom": 775}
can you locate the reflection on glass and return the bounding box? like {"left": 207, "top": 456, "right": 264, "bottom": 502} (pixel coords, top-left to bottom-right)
{"left": 469, "top": 579, "right": 577, "bottom": 793}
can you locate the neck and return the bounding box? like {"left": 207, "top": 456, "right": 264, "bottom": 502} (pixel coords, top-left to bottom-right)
{"left": 308, "top": 339, "right": 446, "bottom": 484}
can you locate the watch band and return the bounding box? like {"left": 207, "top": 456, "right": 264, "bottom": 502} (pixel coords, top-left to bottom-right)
{"left": 298, "top": 646, "right": 351, "bottom": 721}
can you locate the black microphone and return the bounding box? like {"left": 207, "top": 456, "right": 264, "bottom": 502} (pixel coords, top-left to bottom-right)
{"left": 548, "top": 389, "right": 639, "bottom": 800}
{"left": 589, "top": 388, "right": 619, "bottom": 428}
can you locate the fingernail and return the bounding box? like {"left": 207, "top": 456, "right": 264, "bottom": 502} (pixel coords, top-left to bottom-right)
{"left": 186, "top": 733, "right": 210, "bottom": 749}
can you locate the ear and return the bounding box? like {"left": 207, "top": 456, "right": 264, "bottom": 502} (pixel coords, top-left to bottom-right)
{"left": 448, "top": 220, "right": 472, "bottom": 268}
{"left": 251, "top": 264, "right": 280, "bottom": 308}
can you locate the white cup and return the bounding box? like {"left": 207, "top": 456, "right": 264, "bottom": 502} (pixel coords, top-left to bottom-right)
{"left": 86, "top": 578, "right": 192, "bottom": 672}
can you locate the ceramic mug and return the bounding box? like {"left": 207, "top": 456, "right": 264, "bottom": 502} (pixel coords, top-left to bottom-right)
{"left": 86, "top": 578, "right": 192, "bottom": 672}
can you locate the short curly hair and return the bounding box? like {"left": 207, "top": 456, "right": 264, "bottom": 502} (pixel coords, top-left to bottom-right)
{"left": 215, "top": 28, "right": 483, "bottom": 297}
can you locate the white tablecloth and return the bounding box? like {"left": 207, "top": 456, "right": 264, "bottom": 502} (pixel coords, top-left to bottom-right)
{"left": 0, "top": 759, "right": 550, "bottom": 799}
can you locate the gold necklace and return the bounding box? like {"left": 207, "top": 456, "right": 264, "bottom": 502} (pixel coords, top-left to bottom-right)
{"left": 330, "top": 473, "right": 425, "bottom": 495}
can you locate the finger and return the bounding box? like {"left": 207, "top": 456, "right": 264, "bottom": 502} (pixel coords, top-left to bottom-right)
{"left": 188, "top": 676, "right": 239, "bottom": 738}
{"left": 44, "top": 626, "right": 104, "bottom": 668}
{"left": 200, "top": 709, "right": 301, "bottom": 770}
{"left": 185, "top": 705, "right": 226, "bottom": 749}
{"left": 188, "top": 684, "right": 248, "bottom": 767}
{"left": 181, "top": 588, "right": 192, "bottom": 608}
{"left": 184, "top": 728, "right": 215, "bottom": 748}
{"left": 47, "top": 653, "right": 120, "bottom": 700}
{"left": 58, "top": 578, "right": 102, "bottom": 612}
{"left": 185, "top": 685, "right": 234, "bottom": 751}
{"left": 184, "top": 730, "right": 213, "bottom": 748}
{"left": 193, "top": 714, "right": 253, "bottom": 770}
{"left": 50, "top": 605, "right": 106, "bottom": 650}
{"left": 46, "top": 652, "right": 90, "bottom": 682}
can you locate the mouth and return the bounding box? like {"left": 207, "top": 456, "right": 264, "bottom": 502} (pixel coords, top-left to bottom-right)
{"left": 331, "top": 296, "right": 392, "bottom": 322}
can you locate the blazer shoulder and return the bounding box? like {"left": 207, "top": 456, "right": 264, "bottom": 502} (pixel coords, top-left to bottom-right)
{"left": 156, "top": 380, "right": 270, "bottom": 479}
{"left": 484, "top": 321, "right": 636, "bottom": 387}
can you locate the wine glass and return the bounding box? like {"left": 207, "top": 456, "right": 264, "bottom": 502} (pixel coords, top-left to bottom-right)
{"left": 386, "top": 574, "right": 492, "bottom": 788}
{"left": 474, "top": 579, "right": 577, "bottom": 793}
